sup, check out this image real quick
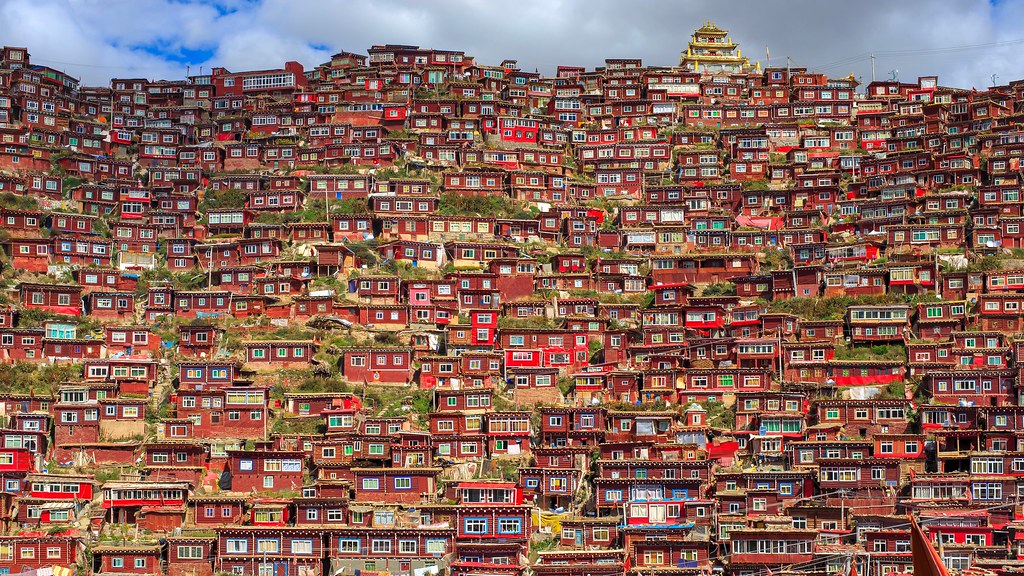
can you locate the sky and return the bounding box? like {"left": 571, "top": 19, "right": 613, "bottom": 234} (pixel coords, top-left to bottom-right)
{"left": 2, "top": 0, "right": 1023, "bottom": 89}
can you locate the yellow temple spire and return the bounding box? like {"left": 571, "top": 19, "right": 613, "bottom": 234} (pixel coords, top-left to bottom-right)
{"left": 680, "top": 22, "right": 752, "bottom": 74}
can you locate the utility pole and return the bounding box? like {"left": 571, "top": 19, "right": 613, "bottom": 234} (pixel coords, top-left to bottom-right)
{"left": 840, "top": 490, "right": 846, "bottom": 531}
{"left": 870, "top": 55, "right": 875, "bottom": 83}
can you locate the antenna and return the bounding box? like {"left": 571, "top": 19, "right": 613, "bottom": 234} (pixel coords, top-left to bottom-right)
{"left": 889, "top": 69, "right": 899, "bottom": 82}
{"left": 991, "top": 74, "right": 999, "bottom": 87}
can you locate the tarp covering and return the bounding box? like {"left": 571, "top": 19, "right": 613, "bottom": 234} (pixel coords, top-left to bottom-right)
{"left": 735, "top": 215, "right": 784, "bottom": 230}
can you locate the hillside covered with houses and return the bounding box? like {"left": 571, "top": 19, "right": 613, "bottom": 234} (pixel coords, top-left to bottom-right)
{"left": 0, "top": 20, "right": 1021, "bottom": 576}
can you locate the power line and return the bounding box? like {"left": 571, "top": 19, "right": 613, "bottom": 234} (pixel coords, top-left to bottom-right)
{"left": 29, "top": 56, "right": 158, "bottom": 71}
{"left": 806, "top": 36, "right": 1024, "bottom": 75}
{"left": 730, "top": 500, "right": 1020, "bottom": 576}
{"left": 876, "top": 36, "right": 1024, "bottom": 57}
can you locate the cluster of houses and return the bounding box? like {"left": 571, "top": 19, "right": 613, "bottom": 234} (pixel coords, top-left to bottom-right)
{"left": 2, "top": 20, "right": 1024, "bottom": 576}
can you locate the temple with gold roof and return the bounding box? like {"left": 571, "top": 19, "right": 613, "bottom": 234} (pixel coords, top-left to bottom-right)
{"left": 680, "top": 21, "right": 759, "bottom": 75}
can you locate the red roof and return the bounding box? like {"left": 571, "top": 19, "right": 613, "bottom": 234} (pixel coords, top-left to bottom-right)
{"left": 457, "top": 481, "right": 516, "bottom": 489}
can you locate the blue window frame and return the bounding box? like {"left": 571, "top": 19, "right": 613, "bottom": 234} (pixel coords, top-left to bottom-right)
{"left": 463, "top": 517, "right": 488, "bottom": 534}
{"left": 496, "top": 517, "right": 522, "bottom": 534}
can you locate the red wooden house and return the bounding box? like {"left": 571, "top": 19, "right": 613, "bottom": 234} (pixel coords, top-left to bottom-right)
{"left": 352, "top": 467, "right": 439, "bottom": 504}
{"left": 176, "top": 361, "right": 243, "bottom": 390}
{"left": 92, "top": 544, "right": 162, "bottom": 575}
{"left": 206, "top": 208, "right": 254, "bottom": 235}
{"left": 215, "top": 526, "right": 325, "bottom": 576}
{"left": 339, "top": 347, "right": 413, "bottom": 384}
{"left": 429, "top": 411, "right": 488, "bottom": 460}
{"left": 978, "top": 293, "right": 1024, "bottom": 333}
{"left": 926, "top": 369, "right": 1015, "bottom": 406}
{"left": 84, "top": 291, "right": 136, "bottom": 319}
{"left": 223, "top": 450, "right": 305, "bottom": 493}
{"left": 0, "top": 535, "right": 80, "bottom": 575}
{"left": 814, "top": 399, "right": 914, "bottom": 437}
{"left": 726, "top": 529, "right": 816, "bottom": 569}
{"left": 166, "top": 238, "right": 198, "bottom": 271}
{"left": 190, "top": 493, "right": 248, "bottom": 527}
{"left": 165, "top": 536, "right": 216, "bottom": 576}
{"left": 243, "top": 340, "right": 318, "bottom": 369}
{"left": 3, "top": 237, "right": 50, "bottom": 273}
{"left": 913, "top": 300, "right": 967, "bottom": 340}
{"left": 330, "top": 214, "right": 374, "bottom": 241}
{"left": 17, "top": 282, "right": 82, "bottom": 316}
{"left": 485, "top": 412, "right": 532, "bottom": 457}
{"left": 828, "top": 360, "right": 905, "bottom": 387}
{"left": 325, "top": 526, "right": 455, "bottom": 575}
{"left": 75, "top": 268, "right": 140, "bottom": 293}
{"left": 48, "top": 211, "right": 98, "bottom": 235}
{"left": 51, "top": 235, "right": 113, "bottom": 267}
{"left": 177, "top": 325, "right": 221, "bottom": 358}
{"left": 173, "top": 290, "right": 233, "bottom": 320}
{"left": 173, "top": 386, "right": 266, "bottom": 439}
{"left": 101, "top": 480, "right": 189, "bottom": 525}
{"left": 846, "top": 305, "right": 910, "bottom": 343}
{"left": 0, "top": 208, "right": 42, "bottom": 237}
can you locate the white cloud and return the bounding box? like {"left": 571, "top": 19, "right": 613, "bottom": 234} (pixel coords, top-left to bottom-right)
{"left": 0, "top": 0, "right": 192, "bottom": 82}
{"left": 1, "top": 0, "right": 1022, "bottom": 88}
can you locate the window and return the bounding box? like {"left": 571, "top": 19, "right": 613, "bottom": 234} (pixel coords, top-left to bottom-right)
{"left": 399, "top": 540, "right": 418, "bottom": 554}
{"left": 371, "top": 540, "right": 391, "bottom": 553}
{"left": 464, "top": 518, "right": 489, "bottom": 534}
{"left": 256, "top": 539, "right": 279, "bottom": 553}
{"left": 338, "top": 539, "right": 360, "bottom": 553}
{"left": 361, "top": 477, "right": 380, "bottom": 490}
{"left": 498, "top": 518, "right": 522, "bottom": 534}
{"left": 226, "top": 539, "right": 248, "bottom": 553}
{"left": 291, "top": 540, "right": 313, "bottom": 555}
{"left": 972, "top": 482, "right": 1002, "bottom": 500}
